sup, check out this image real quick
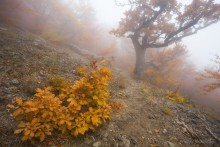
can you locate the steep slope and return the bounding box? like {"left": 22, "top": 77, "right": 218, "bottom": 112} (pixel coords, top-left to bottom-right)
{"left": 0, "top": 26, "right": 220, "bottom": 147}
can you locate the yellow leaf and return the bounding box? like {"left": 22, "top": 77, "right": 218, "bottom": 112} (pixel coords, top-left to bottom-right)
{"left": 24, "top": 129, "right": 31, "bottom": 136}
{"left": 40, "top": 133, "right": 45, "bottom": 142}
{"left": 67, "top": 98, "right": 78, "bottom": 106}
{"left": 72, "top": 130, "right": 78, "bottom": 136}
{"left": 85, "top": 116, "right": 91, "bottom": 123}
{"left": 91, "top": 116, "right": 101, "bottom": 126}
{"left": 59, "top": 120, "right": 65, "bottom": 125}
{"left": 31, "top": 118, "right": 39, "bottom": 125}
{"left": 30, "top": 131, "right": 35, "bottom": 137}
{"left": 13, "top": 108, "right": 23, "bottom": 117}
{"left": 25, "top": 100, "right": 35, "bottom": 106}
{"left": 21, "top": 135, "right": 29, "bottom": 141}
{"left": 7, "top": 104, "right": 15, "bottom": 108}
{"left": 65, "top": 121, "right": 71, "bottom": 126}
{"left": 93, "top": 96, "right": 98, "bottom": 100}
{"left": 15, "top": 98, "right": 23, "bottom": 105}
{"left": 14, "top": 129, "right": 23, "bottom": 134}
{"left": 18, "top": 122, "right": 26, "bottom": 128}
{"left": 88, "top": 125, "right": 95, "bottom": 131}
{"left": 35, "top": 132, "right": 41, "bottom": 137}
{"left": 45, "top": 132, "right": 52, "bottom": 135}
{"left": 42, "top": 111, "right": 48, "bottom": 118}
{"left": 25, "top": 108, "right": 38, "bottom": 113}
{"left": 49, "top": 112, "right": 53, "bottom": 116}
{"left": 78, "top": 126, "right": 88, "bottom": 135}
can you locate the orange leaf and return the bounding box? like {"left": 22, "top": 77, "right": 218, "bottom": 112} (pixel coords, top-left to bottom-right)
{"left": 7, "top": 104, "right": 15, "bottom": 108}
{"left": 15, "top": 98, "right": 23, "bottom": 105}
{"left": 14, "top": 129, "right": 23, "bottom": 134}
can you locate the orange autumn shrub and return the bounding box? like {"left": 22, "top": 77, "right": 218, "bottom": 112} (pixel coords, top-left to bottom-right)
{"left": 8, "top": 62, "right": 122, "bottom": 142}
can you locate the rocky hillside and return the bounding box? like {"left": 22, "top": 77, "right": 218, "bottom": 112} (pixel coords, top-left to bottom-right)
{"left": 0, "top": 25, "right": 220, "bottom": 147}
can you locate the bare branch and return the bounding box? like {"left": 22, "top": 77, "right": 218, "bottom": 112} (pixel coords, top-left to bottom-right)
{"left": 165, "top": 0, "right": 214, "bottom": 42}
{"left": 144, "top": 17, "right": 219, "bottom": 48}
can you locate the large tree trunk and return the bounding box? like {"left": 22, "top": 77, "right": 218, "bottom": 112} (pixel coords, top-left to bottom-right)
{"left": 134, "top": 46, "right": 146, "bottom": 76}
{"left": 131, "top": 37, "right": 147, "bottom": 76}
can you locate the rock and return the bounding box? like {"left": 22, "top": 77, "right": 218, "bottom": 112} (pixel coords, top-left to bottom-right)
{"left": 163, "top": 129, "right": 168, "bottom": 134}
{"left": 3, "top": 88, "right": 10, "bottom": 94}
{"left": 84, "top": 137, "right": 93, "bottom": 144}
{"left": 11, "top": 79, "right": 19, "bottom": 85}
{"left": 154, "top": 129, "right": 160, "bottom": 133}
{"left": 148, "top": 131, "right": 153, "bottom": 134}
{"left": 164, "top": 141, "right": 177, "bottom": 147}
{"left": 39, "top": 70, "right": 44, "bottom": 76}
{"left": 122, "top": 136, "right": 130, "bottom": 147}
{"left": 131, "top": 138, "right": 138, "bottom": 145}
{"left": 182, "top": 127, "right": 187, "bottom": 133}
{"left": 102, "top": 138, "right": 108, "bottom": 142}
{"left": 103, "top": 132, "right": 108, "bottom": 138}
{"left": 148, "top": 114, "right": 156, "bottom": 119}
{"left": 93, "top": 141, "right": 102, "bottom": 147}
{"left": 0, "top": 27, "right": 7, "bottom": 31}
{"left": 175, "top": 119, "right": 182, "bottom": 125}
{"left": 112, "top": 139, "right": 118, "bottom": 147}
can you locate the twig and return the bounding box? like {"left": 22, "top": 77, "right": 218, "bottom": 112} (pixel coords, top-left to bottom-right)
{"left": 192, "top": 112, "right": 220, "bottom": 143}
{"left": 204, "top": 126, "right": 220, "bottom": 143}
{"left": 176, "top": 120, "right": 208, "bottom": 147}
{"left": 0, "top": 131, "right": 7, "bottom": 137}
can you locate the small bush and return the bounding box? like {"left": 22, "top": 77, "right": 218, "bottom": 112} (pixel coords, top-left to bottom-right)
{"left": 166, "top": 88, "right": 191, "bottom": 106}
{"left": 162, "top": 103, "right": 172, "bottom": 115}
{"left": 8, "top": 62, "right": 120, "bottom": 142}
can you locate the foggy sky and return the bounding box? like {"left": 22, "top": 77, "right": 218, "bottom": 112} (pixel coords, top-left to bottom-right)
{"left": 89, "top": 0, "right": 220, "bottom": 70}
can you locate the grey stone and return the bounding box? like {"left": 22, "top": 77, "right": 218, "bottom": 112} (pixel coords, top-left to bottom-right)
{"left": 182, "top": 127, "right": 187, "bottom": 133}
{"left": 112, "top": 139, "right": 118, "bottom": 147}
{"left": 84, "top": 137, "right": 93, "bottom": 144}
{"left": 148, "top": 114, "right": 155, "bottom": 119}
{"left": 11, "top": 79, "right": 19, "bottom": 85}
{"left": 131, "top": 138, "right": 138, "bottom": 145}
{"left": 0, "top": 27, "right": 7, "bottom": 31}
{"left": 3, "top": 88, "right": 10, "bottom": 94}
{"left": 102, "top": 138, "right": 108, "bottom": 142}
{"left": 103, "top": 132, "right": 108, "bottom": 138}
{"left": 39, "top": 70, "right": 44, "bottom": 76}
{"left": 122, "top": 136, "right": 130, "bottom": 147}
{"left": 93, "top": 141, "right": 102, "bottom": 147}
{"left": 163, "top": 129, "right": 168, "bottom": 134}
{"left": 164, "top": 141, "right": 176, "bottom": 147}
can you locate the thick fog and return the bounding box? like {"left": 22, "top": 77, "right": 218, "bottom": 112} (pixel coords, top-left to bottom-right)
{"left": 89, "top": 0, "right": 220, "bottom": 70}
{"left": 0, "top": 0, "right": 220, "bottom": 114}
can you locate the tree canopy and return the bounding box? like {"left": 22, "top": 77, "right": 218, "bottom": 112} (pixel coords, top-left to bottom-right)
{"left": 112, "top": 0, "right": 220, "bottom": 48}
{"left": 112, "top": 0, "right": 220, "bottom": 75}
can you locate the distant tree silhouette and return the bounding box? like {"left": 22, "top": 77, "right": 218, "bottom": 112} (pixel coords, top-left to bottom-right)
{"left": 200, "top": 55, "right": 220, "bottom": 92}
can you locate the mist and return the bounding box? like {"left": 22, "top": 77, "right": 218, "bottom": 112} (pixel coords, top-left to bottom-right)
{"left": 1, "top": 0, "right": 219, "bottom": 113}
{"left": 90, "top": 0, "right": 220, "bottom": 114}
{"left": 1, "top": 0, "right": 220, "bottom": 146}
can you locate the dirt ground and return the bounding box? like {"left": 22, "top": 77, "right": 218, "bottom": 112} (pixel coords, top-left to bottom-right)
{"left": 0, "top": 26, "right": 220, "bottom": 147}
